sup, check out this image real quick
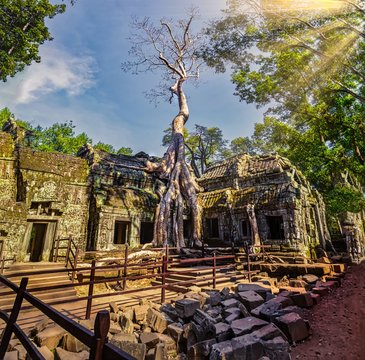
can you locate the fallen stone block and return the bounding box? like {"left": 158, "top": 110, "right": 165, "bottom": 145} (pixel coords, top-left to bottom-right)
{"left": 312, "top": 287, "right": 330, "bottom": 297}
{"left": 321, "top": 281, "right": 338, "bottom": 290}
{"left": 4, "top": 351, "right": 20, "bottom": 360}
{"left": 288, "top": 279, "right": 308, "bottom": 289}
{"left": 262, "top": 336, "right": 290, "bottom": 360}
{"left": 274, "top": 312, "right": 309, "bottom": 343}
{"left": 175, "top": 298, "right": 200, "bottom": 319}
{"left": 119, "top": 314, "right": 134, "bottom": 334}
{"left": 140, "top": 333, "right": 160, "bottom": 349}
{"left": 209, "top": 340, "right": 233, "bottom": 360}
{"left": 237, "top": 291, "right": 265, "bottom": 311}
{"left": 160, "top": 304, "right": 179, "bottom": 322}
{"left": 147, "top": 308, "right": 173, "bottom": 333}
{"left": 214, "top": 322, "right": 232, "bottom": 342}
{"left": 231, "top": 334, "right": 264, "bottom": 360}
{"left": 332, "top": 263, "right": 346, "bottom": 273}
{"left": 34, "top": 325, "right": 67, "bottom": 350}
{"left": 188, "top": 338, "right": 216, "bottom": 359}
{"left": 221, "top": 298, "right": 240, "bottom": 309}
{"left": 205, "top": 291, "right": 222, "bottom": 306}
{"left": 194, "top": 309, "right": 217, "bottom": 325}
{"left": 290, "top": 292, "right": 314, "bottom": 308}
{"left": 225, "top": 312, "right": 241, "bottom": 325}
{"left": 154, "top": 343, "right": 167, "bottom": 360}
{"left": 111, "top": 333, "right": 137, "bottom": 348}
{"left": 29, "top": 319, "right": 52, "bottom": 338}
{"left": 55, "top": 347, "right": 89, "bottom": 360}
{"left": 133, "top": 304, "right": 150, "bottom": 323}
{"left": 63, "top": 332, "right": 89, "bottom": 353}
{"left": 38, "top": 346, "right": 54, "bottom": 360}
{"left": 112, "top": 341, "right": 146, "bottom": 360}
{"left": 251, "top": 323, "right": 287, "bottom": 342}
{"left": 231, "top": 317, "right": 268, "bottom": 337}
{"left": 310, "top": 293, "right": 321, "bottom": 305}
{"left": 302, "top": 274, "right": 319, "bottom": 284}
{"left": 155, "top": 333, "right": 177, "bottom": 354}
{"left": 236, "top": 283, "right": 271, "bottom": 299}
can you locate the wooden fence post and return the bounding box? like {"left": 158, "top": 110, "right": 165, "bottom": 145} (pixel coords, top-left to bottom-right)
{"left": 65, "top": 236, "right": 72, "bottom": 267}
{"left": 122, "top": 244, "right": 128, "bottom": 290}
{"left": 73, "top": 246, "right": 79, "bottom": 283}
{"left": 213, "top": 252, "right": 217, "bottom": 289}
{"left": 85, "top": 260, "right": 96, "bottom": 319}
{"left": 0, "top": 277, "right": 28, "bottom": 358}
{"left": 89, "top": 310, "right": 110, "bottom": 360}
{"left": 161, "top": 255, "right": 167, "bottom": 304}
{"left": 246, "top": 245, "right": 251, "bottom": 283}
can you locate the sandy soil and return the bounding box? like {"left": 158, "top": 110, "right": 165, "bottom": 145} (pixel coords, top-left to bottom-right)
{"left": 291, "top": 260, "right": 365, "bottom": 360}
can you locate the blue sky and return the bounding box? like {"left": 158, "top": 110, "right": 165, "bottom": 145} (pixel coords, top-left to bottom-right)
{"left": 0, "top": 0, "right": 264, "bottom": 156}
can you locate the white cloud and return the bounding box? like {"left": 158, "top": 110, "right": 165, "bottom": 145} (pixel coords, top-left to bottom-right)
{"left": 15, "top": 46, "right": 97, "bottom": 104}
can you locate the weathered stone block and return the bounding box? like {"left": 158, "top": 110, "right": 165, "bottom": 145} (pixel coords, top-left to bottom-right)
{"left": 139, "top": 333, "right": 159, "bottom": 349}
{"left": 221, "top": 298, "right": 240, "bottom": 309}
{"left": 251, "top": 323, "right": 287, "bottom": 342}
{"left": 147, "top": 308, "right": 173, "bottom": 333}
{"left": 262, "top": 336, "right": 291, "bottom": 360}
{"left": 209, "top": 340, "right": 233, "bottom": 360}
{"left": 214, "top": 322, "right": 232, "bottom": 342}
{"left": 119, "top": 314, "right": 134, "bottom": 334}
{"left": 312, "top": 287, "right": 330, "bottom": 296}
{"left": 55, "top": 347, "right": 89, "bottom": 360}
{"left": 34, "top": 325, "right": 67, "bottom": 350}
{"left": 231, "top": 317, "right": 268, "bottom": 337}
{"left": 133, "top": 304, "right": 150, "bottom": 323}
{"left": 274, "top": 312, "right": 309, "bottom": 343}
{"left": 237, "top": 291, "right": 265, "bottom": 311}
{"left": 231, "top": 334, "right": 264, "bottom": 360}
{"left": 236, "top": 284, "right": 271, "bottom": 299}
{"left": 175, "top": 298, "right": 200, "bottom": 319}
{"left": 112, "top": 341, "right": 146, "bottom": 360}
{"left": 205, "top": 291, "right": 221, "bottom": 306}
{"left": 63, "top": 332, "right": 89, "bottom": 353}
{"left": 290, "top": 292, "right": 314, "bottom": 308}
{"left": 302, "top": 274, "right": 319, "bottom": 284}
{"left": 188, "top": 338, "right": 216, "bottom": 359}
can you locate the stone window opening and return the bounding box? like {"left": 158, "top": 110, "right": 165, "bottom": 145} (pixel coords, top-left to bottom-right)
{"left": 206, "top": 218, "right": 219, "bottom": 238}
{"left": 113, "top": 221, "right": 130, "bottom": 245}
{"left": 266, "top": 215, "right": 285, "bottom": 240}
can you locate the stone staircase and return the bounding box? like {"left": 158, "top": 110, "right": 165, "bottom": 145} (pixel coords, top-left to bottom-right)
{"left": 152, "top": 266, "right": 251, "bottom": 292}
{"left": 0, "top": 262, "right": 78, "bottom": 312}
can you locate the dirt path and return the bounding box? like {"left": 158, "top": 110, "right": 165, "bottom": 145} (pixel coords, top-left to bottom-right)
{"left": 291, "top": 260, "right": 365, "bottom": 360}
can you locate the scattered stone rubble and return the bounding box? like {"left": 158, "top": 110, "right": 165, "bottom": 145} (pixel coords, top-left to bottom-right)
{"left": 3, "top": 268, "right": 345, "bottom": 360}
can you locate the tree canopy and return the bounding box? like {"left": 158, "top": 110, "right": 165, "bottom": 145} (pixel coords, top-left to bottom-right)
{"left": 202, "top": 0, "right": 365, "bottom": 216}
{"left": 0, "top": 0, "right": 66, "bottom": 81}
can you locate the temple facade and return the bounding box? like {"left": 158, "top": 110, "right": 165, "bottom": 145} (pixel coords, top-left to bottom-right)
{"left": 1, "top": 123, "right": 361, "bottom": 262}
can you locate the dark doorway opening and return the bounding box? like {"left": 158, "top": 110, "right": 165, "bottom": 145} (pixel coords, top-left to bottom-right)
{"left": 266, "top": 216, "right": 285, "bottom": 240}
{"left": 28, "top": 223, "right": 47, "bottom": 262}
{"left": 183, "top": 220, "right": 192, "bottom": 240}
{"left": 140, "top": 222, "right": 154, "bottom": 244}
{"left": 241, "top": 220, "right": 251, "bottom": 237}
{"left": 206, "top": 218, "right": 219, "bottom": 238}
{"left": 114, "top": 221, "right": 130, "bottom": 244}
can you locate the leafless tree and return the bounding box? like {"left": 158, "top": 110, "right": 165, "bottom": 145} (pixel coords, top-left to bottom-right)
{"left": 122, "top": 10, "right": 204, "bottom": 249}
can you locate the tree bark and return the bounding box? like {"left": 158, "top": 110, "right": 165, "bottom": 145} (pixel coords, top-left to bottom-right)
{"left": 151, "top": 78, "right": 202, "bottom": 249}
{"left": 247, "top": 204, "right": 261, "bottom": 249}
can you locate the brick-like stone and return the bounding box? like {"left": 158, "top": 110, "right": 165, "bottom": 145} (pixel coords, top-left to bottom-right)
{"left": 139, "top": 333, "right": 159, "bottom": 349}
{"left": 236, "top": 284, "right": 271, "bottom": 299}
{"left": 209, "top": 340, "right": 233, "bottom": 360}
{"left": 237, "top": 291, "right": 265, "bottom": 311}
{"left": 188, "top": 339, "right": 216, "bottom": 359}
{"left": 34, "top": 325, "right": 67, "bottom": 350}
{"left": 221, "top": 298, "right": 240, "bottom": 309}
{"left": 214, "top": 322, "right": 232, "bottom": 342}
{"left": 231, "top": 317, "right": 268, "bottom": 337}
{"left": 232, "top": 334, "right": 264, "bottom": 360}
{"left": 55, "top": 348, "right": 89, "bottom": 360}
{"left": 147, "top": 308, "right": 173, "bottom": 333}
{"left": 312, "top": 287, "right": 330, "bottom": 297}
{"left": 262, "top": 336, "right": 291, "bottom": 360}
{"left": 133, "top": 304, "right": 150, "bottom": 323}
{"left": 290, "top": 292, "right": 314, "bottom": 308}
{"left": 175, "top": 298, "right": 200, "bottom": 318}
{"left": 275, "top": 312, "right": 309, "bottom": 343}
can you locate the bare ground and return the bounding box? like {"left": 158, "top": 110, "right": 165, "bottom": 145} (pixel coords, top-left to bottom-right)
{"left": 291, "top": 260, "right": 365, "bottom": 360}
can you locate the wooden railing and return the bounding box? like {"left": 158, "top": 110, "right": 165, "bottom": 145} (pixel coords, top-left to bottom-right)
{"left": 0, "top": 276, "right": 135, "bottom": 360}
{"left": 0, "top": 240, "right": 15, "bottom": 275}
{"left": 52, "top": 236, "right": 80, "bottom": 282}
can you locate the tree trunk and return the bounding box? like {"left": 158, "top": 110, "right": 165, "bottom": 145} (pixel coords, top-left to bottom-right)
{"left": 247, "top": 204, "right": 261, "bottom": 249}
{"left": 151, "top": 79, "right": 202, "bottom": 249}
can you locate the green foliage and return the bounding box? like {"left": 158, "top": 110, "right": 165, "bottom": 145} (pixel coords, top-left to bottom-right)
{"left": 93, "top": 142, "right": 116, "bottom": 153}
{"left": 32, "top": 121, "right": 91, "bottom": 155}
{"left": 0, "top": 108, "right": 133, "bottom": 156}
{"left": 117, "top": 147, "right": 133, "bottom": 156}
{"left": 0, "top": 0, "right": 66, "bottom": 81}
{"left": 229, "top": 136, "right": 256, "bottom": 155}
{"left": 203, "top": 1, "right": 365, "bottom": 215}
{"left": 0, "top": 107, "right": 11, "bottom": 128}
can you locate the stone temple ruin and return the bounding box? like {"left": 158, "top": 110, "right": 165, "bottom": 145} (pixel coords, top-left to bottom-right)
{"left": 0, "top": 121, "right": 363, "bottom": 263}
